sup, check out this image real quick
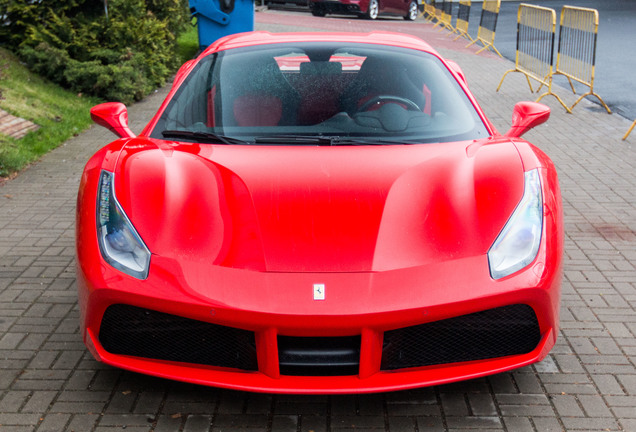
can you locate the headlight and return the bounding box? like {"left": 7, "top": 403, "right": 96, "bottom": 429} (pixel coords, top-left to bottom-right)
{"left": 488, "top": 169, "right": 543, "bottom": 279}
{"left": 97, "top": 170, "right": 150, "bottom": 279}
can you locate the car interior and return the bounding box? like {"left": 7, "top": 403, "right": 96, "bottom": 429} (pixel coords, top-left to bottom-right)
{"left": 154, "top": 42, "right": 489, "bottom": 144}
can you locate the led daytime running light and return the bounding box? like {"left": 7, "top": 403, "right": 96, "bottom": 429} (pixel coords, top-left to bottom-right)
{"left": 96, "top": 171, "right": 151, "bottom": 279}
{"left": 488, "top": 169, "right": 543, "bottom": 279}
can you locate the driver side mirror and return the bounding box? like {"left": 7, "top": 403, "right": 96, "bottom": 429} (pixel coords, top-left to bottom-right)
{"left": 504, "top": 101, "right": 550, "bottom": 138}
{"left": 90, "top": 102, "right": 135, "bottom": 139}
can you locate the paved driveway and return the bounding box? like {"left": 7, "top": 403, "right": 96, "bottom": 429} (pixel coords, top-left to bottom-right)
{"left": 0, "top": 10, "right": 635, "bottom": 432}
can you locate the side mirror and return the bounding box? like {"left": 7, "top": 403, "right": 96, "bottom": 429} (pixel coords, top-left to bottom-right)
{"left": 504, "top": 101, "right": 550, "bottom": 138}
{"left": 90, "top": 102, "right": 135, "bottom": 138}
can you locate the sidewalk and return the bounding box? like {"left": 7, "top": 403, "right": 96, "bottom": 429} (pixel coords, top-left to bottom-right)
{"left": 0, "top": 10, "right": 634, "bottom": 432}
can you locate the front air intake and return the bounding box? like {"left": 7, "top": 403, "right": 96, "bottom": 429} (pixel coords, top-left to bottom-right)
{"left": 381, "top": 304, "right": 541, "bottom": 370}
{"left": 278, "top": 335, "right": 361, "bottom": 376}
{"left": 99, "top": 304, "right": 258, "bottom": 371}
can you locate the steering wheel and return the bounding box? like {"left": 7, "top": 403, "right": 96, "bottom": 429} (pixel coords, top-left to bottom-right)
{"left": 357, "top": 95, "right": 421, "bottom": 113}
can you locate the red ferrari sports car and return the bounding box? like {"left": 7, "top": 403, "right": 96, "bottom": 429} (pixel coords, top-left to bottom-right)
{"left": 76, "top": 31, "right": 563, "bottom": 394}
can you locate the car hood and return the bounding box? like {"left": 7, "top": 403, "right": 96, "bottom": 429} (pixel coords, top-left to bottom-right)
{"left": 113, "top": 138, "right": 524, "bottom": 272}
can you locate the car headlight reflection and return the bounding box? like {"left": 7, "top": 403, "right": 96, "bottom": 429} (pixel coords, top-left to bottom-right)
{"left": 488, "top": 169, "right": 543, "bottom": 279}
{"left": 97, "top": 170, "right": 150, "bottom": 279}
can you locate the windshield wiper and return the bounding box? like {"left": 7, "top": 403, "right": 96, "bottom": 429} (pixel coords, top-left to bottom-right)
{"left": 253, "top": 135, "right": 406, "bottom": 146}
{"left": 161, "top": 130, "right": 250, "bottom": 145}
{"left": 254, "top": 135, "right": 339, "bottom": 145}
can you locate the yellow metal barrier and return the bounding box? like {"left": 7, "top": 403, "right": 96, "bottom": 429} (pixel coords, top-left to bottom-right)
{"left": 451, "top": 1, "right": 475, "bottom": 42}
{"left": 542, "top": 6, "right": 611, "bottom": 114}
{"left": 432, "top": 1, "right": 445, "bottom": 28}
{"left": 624, "top": 121, "right": 636, "bottom": 140}
{"left": 497, "top": 4, "right": 568, "bottom": 111}
{"left": 437, "top": 0, "right": 455, "bottom": 33}
{"left": 466, "top": 0, "right": 502, "bottom": 57}
{"left": 423, "top": 0, "right": 437, "bottom": 21}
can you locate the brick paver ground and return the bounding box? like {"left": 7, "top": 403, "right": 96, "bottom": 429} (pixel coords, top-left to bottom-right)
{"left": 0, "top": 10, "right": 635, "bottom": 432}
{"left": 0, "top": 109, "right": 40, "bottom": 139}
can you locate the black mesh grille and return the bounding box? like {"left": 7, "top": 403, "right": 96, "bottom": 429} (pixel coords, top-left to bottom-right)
{"left": 381, "top": 304, "right": 541, "bottom": 371}
{"left": 99, "top": 304, "right": 258, "bottom": 371}
{"left": 278, "top": 335, "right": 361, "bottom": 376}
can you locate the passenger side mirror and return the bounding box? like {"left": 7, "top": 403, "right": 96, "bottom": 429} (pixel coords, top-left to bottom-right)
{"left": 504, "top": 102, "right": 550, "bottom": 138}
{"left": 90, "top": 102, "right": 135, "bottom": 139}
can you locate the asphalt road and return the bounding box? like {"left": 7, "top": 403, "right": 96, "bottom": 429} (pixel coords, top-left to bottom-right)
{"left": 466, "top": 0, "right": 636, "bottom": 120}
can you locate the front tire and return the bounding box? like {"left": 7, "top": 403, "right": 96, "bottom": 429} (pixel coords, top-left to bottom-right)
{"left": 366, "top": 0, "right": 379, "bottom": 19}
{"left": 404, "top": 0, "right": 417, "bottom": 20}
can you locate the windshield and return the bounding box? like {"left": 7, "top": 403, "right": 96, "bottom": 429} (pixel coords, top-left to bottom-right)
{"left": 151, "top": 42, "right": 489, "bottom": 144}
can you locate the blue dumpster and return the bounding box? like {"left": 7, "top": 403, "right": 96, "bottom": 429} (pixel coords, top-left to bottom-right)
{"left": 189, "top": 0, "right": 254, "bottom": 49}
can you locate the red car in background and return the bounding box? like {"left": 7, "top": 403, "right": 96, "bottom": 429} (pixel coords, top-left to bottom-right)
{"left": 77, "top": 31, "right": 563, "bottom": 394}
{"left": 310, "top": 0, "right": 420, "bottom": 20}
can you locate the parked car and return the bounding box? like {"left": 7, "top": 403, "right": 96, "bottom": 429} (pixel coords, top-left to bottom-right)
{"left": 265, "top": 0, "right": 309, "bottom": 8}
{"left": 77, "top": 31, "right": 563, "bottom": 394}
{"left": 309, "top": 0, "right": 420, "bottom": 20}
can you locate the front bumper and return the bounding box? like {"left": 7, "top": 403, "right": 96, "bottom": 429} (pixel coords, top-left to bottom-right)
{"left": 77, "top": 249, "right": 561, "bottom": 394}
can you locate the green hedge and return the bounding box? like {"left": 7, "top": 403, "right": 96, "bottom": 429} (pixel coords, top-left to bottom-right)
{"left": 0, "top": 0, "right": 190, "bottom": 104}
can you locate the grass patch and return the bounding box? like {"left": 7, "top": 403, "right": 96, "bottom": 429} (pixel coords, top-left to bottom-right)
{"left": 177, "top": 23, "right": 200, "bottom": 63}
{"left": 0, "top": 29, "right": 199, "bottom": 178}
{"left": 0, "top": 47, "right": 100, "bottom": 178}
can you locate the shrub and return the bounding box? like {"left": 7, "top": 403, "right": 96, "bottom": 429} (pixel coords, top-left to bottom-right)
{"left": 64, "top": 57, "right": 149, "bottom": 105}
{"left": 1, "top": 0, "right": 189, "bottom": 103}
{"left": 19, "top": 43, "right": 72, "bottom": 86}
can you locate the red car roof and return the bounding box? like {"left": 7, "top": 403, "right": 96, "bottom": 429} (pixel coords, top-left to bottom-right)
{"left": 203, "top": 31, "right": 440, "bottom": 56}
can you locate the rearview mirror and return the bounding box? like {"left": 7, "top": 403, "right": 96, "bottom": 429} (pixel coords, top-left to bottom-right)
{"left": 90, "top": 102, "right": 135, "bottom": 139}
{"left": 504, "top": 102, "right": 550, "bottom": 138}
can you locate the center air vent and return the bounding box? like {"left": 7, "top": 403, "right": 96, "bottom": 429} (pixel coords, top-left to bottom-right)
{"left": 278, "top": 335, "right": 361, "bottom": 376}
